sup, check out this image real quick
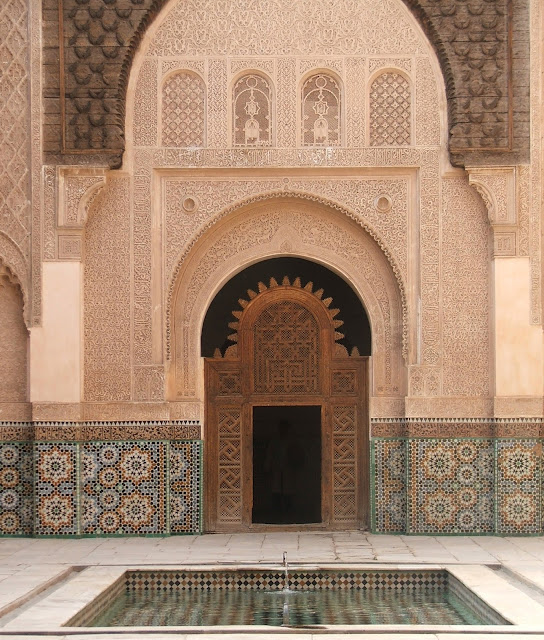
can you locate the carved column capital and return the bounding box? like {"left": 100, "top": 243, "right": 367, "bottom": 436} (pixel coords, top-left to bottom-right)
{"left": 56, "top": 168, "right": 107, "bottom": 260}
{"left": 467, "top": 167, "right": 517, "bottom": 257}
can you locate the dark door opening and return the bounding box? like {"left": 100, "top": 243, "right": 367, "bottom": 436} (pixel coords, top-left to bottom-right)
{"left": 252, "top": 405, "right": 321, "bottom": 524}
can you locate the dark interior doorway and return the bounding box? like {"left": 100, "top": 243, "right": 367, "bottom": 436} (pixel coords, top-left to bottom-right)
{"left": 201, "top": 257, "right": 372, "bottom": 357}
{"left": 252, "top": 405, "right": 321, "bottom": 525}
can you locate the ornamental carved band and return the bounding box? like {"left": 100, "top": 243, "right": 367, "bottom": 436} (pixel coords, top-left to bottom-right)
{"left": 49, "top": 0, "right": 528, "bottom": 166}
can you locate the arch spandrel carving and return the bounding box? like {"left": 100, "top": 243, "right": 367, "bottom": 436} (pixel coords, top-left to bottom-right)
{"left": 168, "top": 197, "right": 406, "bottom": 407}
{"left": 0, "top": 260, "right": 29, "bottom": 404}
{"left": 0, "top": 232, "right": 29, "bottom": 327}
{"left": 166, "top": 190, "right": 408, "bottom": 347}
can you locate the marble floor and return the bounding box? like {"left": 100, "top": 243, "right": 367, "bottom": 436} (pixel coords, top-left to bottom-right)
{"left": 0, "top": 532, "right": 543, "bottom": 639}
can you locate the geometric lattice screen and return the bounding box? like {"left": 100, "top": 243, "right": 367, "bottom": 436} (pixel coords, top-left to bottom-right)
{"left": 162, "top": 72, "right": 206, "bottom": 147}
{"left": 369, "top": 72, "right": 411, "bottom": 146}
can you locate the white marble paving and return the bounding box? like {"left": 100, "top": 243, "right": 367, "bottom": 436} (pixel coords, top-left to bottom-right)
{"left": 0, "top": 533, "right": 543, "bottom": 638}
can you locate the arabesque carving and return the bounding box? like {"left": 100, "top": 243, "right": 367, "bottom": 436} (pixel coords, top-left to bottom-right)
{"left": 0, "top": 263, "right": 28, "bottom": 404}
{"left": 467, "top": 168, "right": 516, "bottom": 227}
{"left": 441, "top": 178, "right": 490, "bottom": 397}
{"left": 53, "top": 0, "right": 526, "bottom": 164}
{"left": 0, "top": 0, "right": 31, "bottom": 322}
{"left": 84, "top": 178, "right": 131, "bottom": 402}
{"left": 58, "top": 169, "right": 107, "bottom": 229}
{"left": 169, "top": 197, "right": 406, "bottom": 403}
{"left": 163, "top": 177, "right": 410, "bottom": 280}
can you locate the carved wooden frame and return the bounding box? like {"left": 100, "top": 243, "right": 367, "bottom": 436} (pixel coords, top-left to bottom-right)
{"left": 204, "top": 284, "right": 369, "bottom": 531}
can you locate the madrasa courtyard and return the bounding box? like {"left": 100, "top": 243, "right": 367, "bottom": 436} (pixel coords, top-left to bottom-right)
{"left": 1, "top": 0, "right": 544, "bottom": 635}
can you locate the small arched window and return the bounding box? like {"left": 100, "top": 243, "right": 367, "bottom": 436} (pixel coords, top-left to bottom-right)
{"left": 232, "top": 73, "right": 273, "bottom": 147}
{"left": 162, "top": 71, "right": 206, "bottom": 147}
{"left": 369, "top": 72, "right": 411, "bottom": 146}
{"left": 301, "top": 73, "right": 341, "bottom": 146}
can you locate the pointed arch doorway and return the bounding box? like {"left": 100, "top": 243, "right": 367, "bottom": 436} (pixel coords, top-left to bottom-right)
{"left": 204, "top": 261, "right": 370, "bottom": 532}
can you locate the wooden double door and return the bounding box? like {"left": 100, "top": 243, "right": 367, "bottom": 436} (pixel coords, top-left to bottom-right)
{"left": 204, "top": 283, "right": 369, "bottom": 531}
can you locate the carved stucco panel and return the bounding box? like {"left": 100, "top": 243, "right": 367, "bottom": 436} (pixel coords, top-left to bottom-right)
{"left": 161, "top": 58, "right": 206, "bottom": 77}
{"left": 0, "top": 263, "right": 28, "bottom": 403}
{"left": 134, "top": 366, "right": 165, "bottom": 401}
{"left": 415, "top": 57, "right": 440, "bottom": 147}
{"left": 169, "top": 200, "right": 406, "bottom": 402}
{"left": 230, "top": 59, "right": 275, "bottom": 76}
{"left": 517, "top": 165, "right": 530, "bottom": 258}
{"left": 0, "top": 232, "right": 29, "bottom": 325}
{"left": 368, "top": 58, "right": 412, "bottom": 74}
{"left": 43, "top": 166, "right": 57, "bottom": 261}
{"left": 409, "top": 365, "right": 440, "bottom": 397}
{"left": 147, "top": 0, "right": 425, "bottom": 58}
{"left": 441, "top": 177, "right": 490, "bottom": 396}
{"left": 133, "top": 152, "right": 153, "bottom": 368}
{"left": 529, "top": 0, "right": 542, "bottom": 326}
{"left": 418, "top": 151, "right": 441, "bottom": 368}
{"left": 164, "top": 178, "right": 409, "bottom": 282}
{"left": 58, "top": 172, "right": 107, "bottom": 228}
{"left": 84, "top": 178, "right": 132, "bottom": 402}
{"left": 0, "top": 0, "right": 30, "bottom": 249}
{"left": 133, "top": 58, "right": 158, "bottom": 147}
{"left": 346, "top": 58, "right": 366, "bottom": 148}
{"left": 276, "top": 58, "right": 297, "bottom": 148}
{"left": 299, "top": 60, "right": 344, "bottom": 82}
{"left": 467, "top": 168, "right": 516, "bottom": 226}
{"left": 207, "top": 59, "right": 228, "bottom": 148}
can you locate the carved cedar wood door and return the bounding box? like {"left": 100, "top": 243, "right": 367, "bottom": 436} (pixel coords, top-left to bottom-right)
{"left": 205, "top": 278, "right": 369, "bottom": 531}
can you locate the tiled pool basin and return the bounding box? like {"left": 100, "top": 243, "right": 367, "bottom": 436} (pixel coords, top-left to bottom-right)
{"left": 67, "top": 569, "right": 508, "bottom": 627}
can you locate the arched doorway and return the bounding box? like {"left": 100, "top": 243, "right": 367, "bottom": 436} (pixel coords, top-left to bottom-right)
{"left": 204, "top": 265, "right": 370, "bottom": 532}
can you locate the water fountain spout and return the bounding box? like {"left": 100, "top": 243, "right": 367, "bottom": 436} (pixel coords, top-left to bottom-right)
{"left": 282, "top": 600, "right": 290, "bottom": 626}
{"left": 282, "top": 551, "right": 289, "bottom": 591}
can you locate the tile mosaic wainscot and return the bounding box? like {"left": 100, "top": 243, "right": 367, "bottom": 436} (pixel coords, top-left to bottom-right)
{"left": 35, "top": 442, "right": 79, "bottom": 536}
{"left": 2, "top": 427, "right": 544, "bottom": 536}
{"left": 0, "top": 435, "right": 202, "bottom": 537}
{"left": 81, "top": 441, "right": 167, "bottom": 535}
{"left": 409, "top": 439, "right": 495, "bottom": 535}
{"left": 496, "top": 439, "right": 541, "bottom": 535}
{"left": 371, "top": 437, "right": 544, "bottom": 535}
{"left": 0, "top": 442, "right": 33, "bottom": 536}
{"left": 371, "top": 438, "right": 407, "bottom": 533}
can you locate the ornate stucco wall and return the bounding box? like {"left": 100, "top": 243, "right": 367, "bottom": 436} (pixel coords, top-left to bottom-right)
{"left": 0, "top": 0, "right": 542, "bottom": 536}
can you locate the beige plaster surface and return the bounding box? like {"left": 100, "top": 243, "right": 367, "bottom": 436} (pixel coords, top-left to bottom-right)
{"left": 29, "top": 262, "right": 82, "bottom": 403}
{"left": 494, "top": 258, "right": 544, "bottom": 398}
{"left": 0, "top": 534, "right": 543, "bottom": 638}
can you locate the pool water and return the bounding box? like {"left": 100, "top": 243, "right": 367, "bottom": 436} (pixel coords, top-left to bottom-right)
{"left": 89, "top": 587, "right": 490, "bottom": 627}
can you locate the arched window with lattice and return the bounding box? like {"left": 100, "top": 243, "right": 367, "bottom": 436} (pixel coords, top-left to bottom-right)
{"left": 232, "top": 73, "right": 273, "bottom": 147}
{"left": 369, "top": 72, "right": 411, "bottom": 146}
{"left": 161, "top": 71, "right": 206, "bottom": 148}
{"left": 301, "top": 73, "right": 342, "bottom": 147}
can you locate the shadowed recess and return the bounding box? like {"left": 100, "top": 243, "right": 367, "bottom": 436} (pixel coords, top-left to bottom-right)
{"left": 201, "top": 257, "right": 371, "bottom": 357}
